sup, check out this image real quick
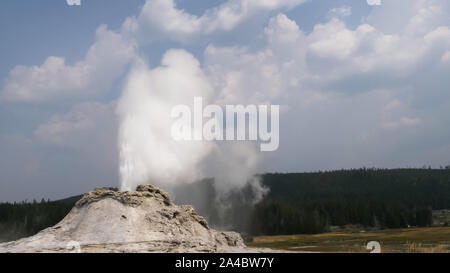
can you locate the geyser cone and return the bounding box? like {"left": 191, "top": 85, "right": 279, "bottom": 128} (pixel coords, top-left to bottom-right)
{"left": 0, "top": 185, "right": 250, "bottom": 253}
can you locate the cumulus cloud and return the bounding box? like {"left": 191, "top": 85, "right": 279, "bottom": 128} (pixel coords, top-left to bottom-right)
{"left": 135, "top": 0, "right": 307, "bottom": 41}
{"left": 1, "top": 0, "right": 311, "bottom": 103}
{"left": 203, "top": 1, "right": 450, "bottom": 171}
{"left": 2, "top": 25, "right": 136, "bottom": 102}
{"left": 2, "top": 0, "right": 450, "bottom": 202}
{"left": 0, "top": 0, "right": 309, "bottom": 201}
{"left": 365, "top": 0, "right": 450, "bottom": 35}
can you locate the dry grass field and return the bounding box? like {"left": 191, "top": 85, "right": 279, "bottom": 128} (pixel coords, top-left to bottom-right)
{"left": 248, "top": 227, "right": 450, "bottom": 253}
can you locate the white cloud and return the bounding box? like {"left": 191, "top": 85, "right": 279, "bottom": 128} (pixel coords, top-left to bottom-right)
{"left": 1, "top": 0, "right": 310, "bottom": 103}
{"left": 2, "top": 25, "right": 136, "bottom": 102}
{"left": 308, "top": 19, "right": 359, "bottom": 60}
{"left": 442, "top": 51, "right": 450, "bottom": 63}
{"left": 365, "top": 0, "right": 449, "bottom": 35}
{"left": 202, "top": 1, "right": 450, "bottom": 171}
{"left": 265, "top": 13, "right": 305, "bottom": 47}
{"left": 136, "top": 0, "right": 307, "bottom": 41}
{"left": 2, "top": 0, "right": 450, "bottom": 201}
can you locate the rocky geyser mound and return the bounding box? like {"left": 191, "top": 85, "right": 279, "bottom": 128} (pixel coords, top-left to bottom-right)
{"left": 0, "top": 184, "right": 248, "bottom": 253}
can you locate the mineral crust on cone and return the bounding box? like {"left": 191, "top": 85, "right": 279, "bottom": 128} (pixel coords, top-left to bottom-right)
{"left": 0, "top": 184, "right": 260, "bottom": 253}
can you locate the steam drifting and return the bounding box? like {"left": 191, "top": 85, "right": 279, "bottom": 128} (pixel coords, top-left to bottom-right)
{"left": 117, "top": 50, "right": 267, "bottom": 204}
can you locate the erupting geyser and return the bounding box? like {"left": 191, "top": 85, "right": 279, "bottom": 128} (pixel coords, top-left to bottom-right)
{"left": 116, "top": 49, "right": 268, "bottom": 203}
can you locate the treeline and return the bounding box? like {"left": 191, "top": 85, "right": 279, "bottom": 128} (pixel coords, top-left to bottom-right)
{"left": 250, "top": 199, "right": 433, "bottom": 235}
{"left": 249, "top": 168, "right": 450, "bottom": 235}
{"left": 0, "top": 199, "right": 74, "bottom": 242}
{"left": 262, "top": 168, "right": 450, "bottom": 209}
{"left": 175, "top": 168, "right": 450, "bottom": 236}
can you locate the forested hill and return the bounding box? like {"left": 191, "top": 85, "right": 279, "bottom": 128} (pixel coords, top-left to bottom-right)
{"left": 0, "top": 199, "right": 74, "bottom": 242}
{"left": 249, "top": 168, "right": 450, "bottom": 235}
{"left": 262, "top": 168, "right": 450, "bottom": 209}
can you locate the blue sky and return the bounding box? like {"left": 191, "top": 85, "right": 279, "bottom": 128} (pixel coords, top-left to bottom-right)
{"left": 1, "top": 0, "right": 450, "bottom": 202}
{"left": 0, "top": 0, "right": 372, "bottom": 80}
{"left": 0, "top": 1, "right": 143, "bottom": 77}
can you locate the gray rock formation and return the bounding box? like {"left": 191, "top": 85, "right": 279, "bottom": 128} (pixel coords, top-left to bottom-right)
{"left": 0, "top": 184, "right": 259, "bottom": 253}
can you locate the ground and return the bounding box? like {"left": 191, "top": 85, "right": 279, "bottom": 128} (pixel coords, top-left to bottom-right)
{"left": 248, "top": 226, "right": 450, "bottom": 253}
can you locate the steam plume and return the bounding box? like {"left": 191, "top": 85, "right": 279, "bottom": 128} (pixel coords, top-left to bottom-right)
{"left": 117, "top": 49, "right": 267, "bottom": 205}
